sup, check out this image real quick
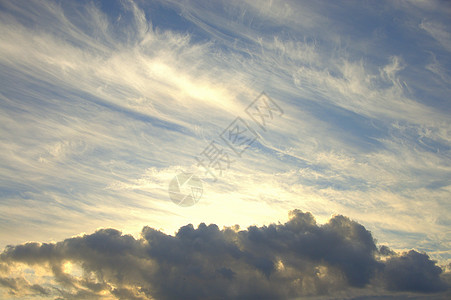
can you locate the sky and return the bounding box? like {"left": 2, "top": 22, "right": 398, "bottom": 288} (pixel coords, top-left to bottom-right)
{"left": 0, "top": 0, "right": 450, "bottom": 298}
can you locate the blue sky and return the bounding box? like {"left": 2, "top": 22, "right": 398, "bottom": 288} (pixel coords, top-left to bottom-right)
{"left": 0, "top": 0, "right": 450, "bottom": 298}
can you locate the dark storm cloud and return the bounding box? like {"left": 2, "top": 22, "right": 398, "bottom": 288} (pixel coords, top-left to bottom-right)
{"left": 0, "top": 277, "right": 49, "bottom": 297}
{"left": 383, "top": 250, "right": 448, "bottom": 293}
{"left": 0, "top": 210, "right": 448, "bottom": 299}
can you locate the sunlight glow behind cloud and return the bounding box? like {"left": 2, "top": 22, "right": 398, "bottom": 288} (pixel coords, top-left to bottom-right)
{"left": 0, "top": 0, "right": 450, "bottom": 298}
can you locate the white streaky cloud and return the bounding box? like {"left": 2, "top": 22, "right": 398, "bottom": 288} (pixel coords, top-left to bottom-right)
{"left": 0, "top": 0, "right": 257, "bottom": 132}
{"left": 420, "top": 20, "right": 451, "bottom": 52}
{"left": 293, "top": 57, "right": 447, "bottom": 126}
{"left": 425, "top": 52, "right": 451, "bottom": 84}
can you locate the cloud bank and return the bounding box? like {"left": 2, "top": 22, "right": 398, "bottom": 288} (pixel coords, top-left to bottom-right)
{"left": 0, "top": 210, "right": 449, "bottom": 299}
{"left": 0, "top": 0, "right": 450, "bottom": 298}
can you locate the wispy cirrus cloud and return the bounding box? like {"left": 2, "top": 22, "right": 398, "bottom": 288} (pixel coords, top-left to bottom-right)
{"left": 0, "top": 0, "right": 450, "bottom": 298}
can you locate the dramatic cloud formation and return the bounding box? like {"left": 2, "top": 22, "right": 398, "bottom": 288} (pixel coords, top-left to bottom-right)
{"left": 1, "top": 0, "right": 450, "bottom": 298}
{"left": 0, "top": 210, "right": 449, "bottom": 299}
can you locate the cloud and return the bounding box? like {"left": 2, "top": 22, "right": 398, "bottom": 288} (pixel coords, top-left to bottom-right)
{"left": 0, "top": 277, "right": 49, "bottom": 298}
{"left": 383, "top": 250, "right": 448, "bottom": 293}
{"left": 0, "top": 0, "right": 450, "bottom": 293}
{"left": 0, "top": 210, "right": 448, "bottom": 299}
{"left": 420, "top": 20, "right": 451, "bottom": 52}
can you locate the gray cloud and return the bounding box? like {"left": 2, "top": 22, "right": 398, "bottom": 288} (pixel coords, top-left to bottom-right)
{"left": 383, "top": 250, "right": 448, "bottom": 293}
{"left": 0, "top": 210, "right": 448, "bottom": 299}
{"left": 1, "top": 0, "right": 450, "bottom": 272}
{"left": 0, "top": 277, "right": 49, "bottom": 297}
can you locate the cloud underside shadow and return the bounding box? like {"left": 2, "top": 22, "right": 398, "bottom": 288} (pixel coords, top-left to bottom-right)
{"left": 0, "top": 1, "right": 450, "bottom": 298}
{"left": 0, "top": 210, "right": 448, "bottom": 299}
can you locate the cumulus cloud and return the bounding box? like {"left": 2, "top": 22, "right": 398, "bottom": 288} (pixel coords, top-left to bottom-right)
{"left": 382, "top": 250, "right": 448, "bottom": 293}
{"left": 1, "top": 0, "right": 450, "bottom": 297}
{"left": 0, "top": 210, "right": 448, "bottom": 299}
